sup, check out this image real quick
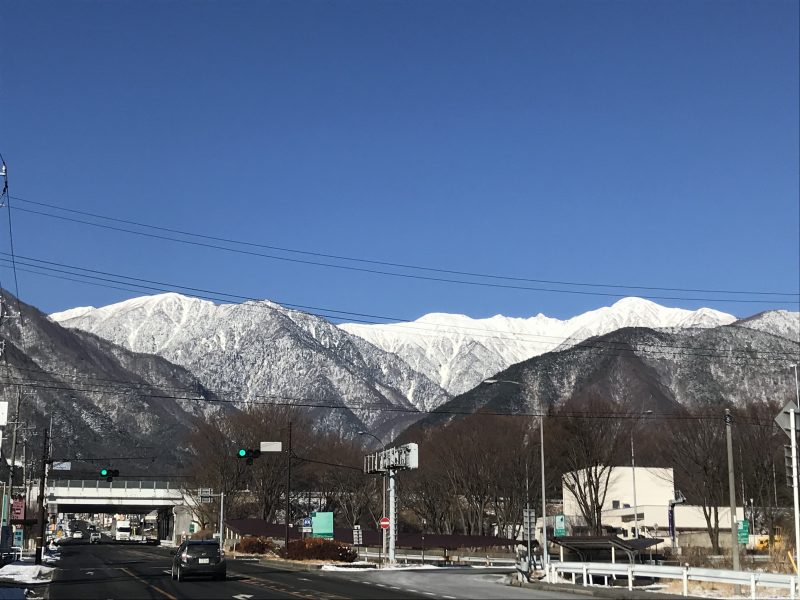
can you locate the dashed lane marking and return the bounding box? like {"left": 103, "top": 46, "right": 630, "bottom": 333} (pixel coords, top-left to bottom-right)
{"left": 234, "top": 575, "right": 350, "bottom": 600}
{"left": 119, "top": 567, "right": 178, "bottom": 600}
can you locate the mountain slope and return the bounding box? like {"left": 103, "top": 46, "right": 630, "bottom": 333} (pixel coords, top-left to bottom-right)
{"left": 0, "top": 291, "right": 224, "bottom": 472}
{"left": 52, "top": 293, "right": 450, "bottom": 439}
{"left": 733, "top": 310, "right": 800, "bottom": 342}
{"left": 340, "top": 297, "right": 736, "bottom": 395}
{"left": 408, "top": 322, "right": 800, "bottom": 432}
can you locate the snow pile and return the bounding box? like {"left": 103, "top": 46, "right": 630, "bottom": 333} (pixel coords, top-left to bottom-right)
{"left": 0, "top": 563, "right": 54, "bottom": 583}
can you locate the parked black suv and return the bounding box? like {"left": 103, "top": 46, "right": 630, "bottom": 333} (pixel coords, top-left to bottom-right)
{"left": 171, "top": 540, "right": 226, "bottom": 581}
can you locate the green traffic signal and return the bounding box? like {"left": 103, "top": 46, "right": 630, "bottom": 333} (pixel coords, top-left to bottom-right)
{"left": 100, "top": 468, "right": 108, "bottom": 477}
{"left": 238, "top": 449, "right": 247, "bottom": 457}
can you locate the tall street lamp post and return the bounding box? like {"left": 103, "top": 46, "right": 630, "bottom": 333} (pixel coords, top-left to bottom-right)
{"left": 631, "top": 409, "right": 653, "bottom": 539}
{"left": 484, "top": 378, "right": 548, "bottom": 573}
{"left": 358, "top": 431, "right": 386, "bottom": 565}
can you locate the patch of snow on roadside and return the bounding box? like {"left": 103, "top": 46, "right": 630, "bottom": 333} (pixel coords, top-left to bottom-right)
{"left": 0, "top": 563, "right": 54, "bottom": 583}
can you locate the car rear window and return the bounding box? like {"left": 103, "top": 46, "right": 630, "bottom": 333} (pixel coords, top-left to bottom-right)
{"left": 190, "top": 544, "right": 220, "bottom": 557}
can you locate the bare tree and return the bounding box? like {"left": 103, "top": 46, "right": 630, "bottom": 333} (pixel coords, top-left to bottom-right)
{"left": 662, "top": 407, "right": 728, "bottom": 553}
{"left": 551, "top": 396, "right": 628, "bottom": 536}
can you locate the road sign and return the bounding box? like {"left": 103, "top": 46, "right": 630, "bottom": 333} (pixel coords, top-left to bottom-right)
{"left": 0, "top": 401, "right": 7, "bottom": 426}
{"left": 380, "top": 517, "right": 390, "bottom": 530}
{"left": 52, "top": 461, "right": 71, "bottom": 471}
{"left": 522, "top": 509, "right": 535, "bottom": 540}
{"left": 302, "top": 517, "right": 312, "bottom": 527}
{"left": 353, "top": 525, "right": 362, "bottom": 545}
{"left": 775, "top": 401, "right": 798, "bottom": 440}
{"left": 260, "top": 441, "right": 282, "bottom": 452}
{"left": 554, "top": 514, "right": 566, "bottom": 537}
{"left": 738, "top": 519, "right": 749, "bottom": 545}
{"left": 312, "top": 511, "right": 334, "bottom": 539}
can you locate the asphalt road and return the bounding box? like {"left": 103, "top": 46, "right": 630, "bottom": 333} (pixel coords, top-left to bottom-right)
{"left": 47, "top": 543, "right": 429, "bottom": 600}
{"left": 47, "top": 543, "right": 594, "bottom": 600}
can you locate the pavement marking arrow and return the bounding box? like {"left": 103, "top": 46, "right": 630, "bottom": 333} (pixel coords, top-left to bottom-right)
{"left": 232, "top": 595, "right": 253, "bottom": 600}
{"left": 85, "top": 571, "right": 94, "bottom": 575}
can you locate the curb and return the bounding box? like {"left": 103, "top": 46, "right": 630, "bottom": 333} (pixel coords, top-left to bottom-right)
{"left": 508, "top": 576, "right": 698, "bottom": 599}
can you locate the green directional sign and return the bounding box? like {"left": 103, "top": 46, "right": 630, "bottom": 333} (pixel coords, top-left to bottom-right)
{"left": 555, "top": 514, "right": 567, "bottom": 537}
{"left": 737, "top": 519, "right": 749, "bottom": 545}
{"left": 311, "top": 511, "right": 334, "bottom": 539}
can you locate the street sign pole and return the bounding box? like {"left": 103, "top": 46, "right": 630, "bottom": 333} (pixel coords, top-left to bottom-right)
{"left": 791, "top": 409, "right": 800, "bottom": 573}
{"left": 388, "top": 467, "right": 396, "bottom": 564}
{"left": 725, "top": 409, "right": 740, "bottom": 571}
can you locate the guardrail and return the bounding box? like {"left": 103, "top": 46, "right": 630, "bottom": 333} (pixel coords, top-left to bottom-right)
{"left": 549, "top": 560, "right": 798, "bottom": 600}
{"left": 357, "top": 549, "right": 516, "bottom": 567}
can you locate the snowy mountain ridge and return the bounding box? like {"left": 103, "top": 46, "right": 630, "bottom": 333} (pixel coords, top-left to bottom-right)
{"left": 340, "top": 297, "right": 738, "bottom": 394}
{"left": 51, "top": 293, "right": 450, "bottom": 439}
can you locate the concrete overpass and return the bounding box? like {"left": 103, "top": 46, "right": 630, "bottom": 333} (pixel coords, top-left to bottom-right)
{"left": 47, "top": 479, "right": 190, "bottom": 541}
{"left": 47, "top": 479, "right": 185, "bottom": 512}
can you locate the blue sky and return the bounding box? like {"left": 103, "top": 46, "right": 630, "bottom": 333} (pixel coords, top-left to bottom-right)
{"left": 1, "top": 0, "right": 798, "bottom": 322}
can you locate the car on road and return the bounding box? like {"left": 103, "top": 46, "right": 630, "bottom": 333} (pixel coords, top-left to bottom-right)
{"left": 72, "top": 531, "right": 84, "bottom": 539}
{"left": 171, "top": 540, "right": 226, "bottom": 582}
{"left": 89, "top": 532, "right": 101, "bottom": 544}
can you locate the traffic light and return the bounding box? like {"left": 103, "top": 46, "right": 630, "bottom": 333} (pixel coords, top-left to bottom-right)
{"left": 236, "top": 448, "right": 261, "bottom": 465}
{"left": 99, "top": 468, "right": 120, "bottom": 482}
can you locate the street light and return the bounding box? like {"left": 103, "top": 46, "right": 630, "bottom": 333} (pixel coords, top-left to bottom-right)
{"left": 358, "top": 431, "right": 387, "bottom": 565}
{"left": 631, "top": 409, "right": 653, "bottom": 539}
{"left": 483, "top": 378, "right": 548, "bottom": 573}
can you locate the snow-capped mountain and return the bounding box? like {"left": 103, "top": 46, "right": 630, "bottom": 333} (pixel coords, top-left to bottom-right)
{"left": 51, "top": 293, "right": 450, "bottom": 439}
{"left": 409, "top": 321, "right": 800, "bottom": 433}
{"left": 733, "top": 310, "right": 800, "bottom": 342}
{"left": 340, "top": 297, "right": 737, "bottom": 395}
{"left": 0, "top": 291, "right": 224, "bottom": 471}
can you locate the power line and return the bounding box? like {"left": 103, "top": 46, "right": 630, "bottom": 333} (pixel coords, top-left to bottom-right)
{"left": 0, "top": 157, "right": 23, "bottom": 324}
{"left": 10, "top": 203, "right": 799, "bottom": 305}
{"left": 11, "top": 195, "right": 799, "bottom": 298}
{"left": 0, "top": 373, "right": 795, "bottom": 426}
{"left": 1, "top": 254, "right": 797, "bottom": 358}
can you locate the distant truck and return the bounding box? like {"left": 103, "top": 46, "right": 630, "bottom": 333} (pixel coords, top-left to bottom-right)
{"left": 114, "top": 519, "right": 132, "bottom": 541}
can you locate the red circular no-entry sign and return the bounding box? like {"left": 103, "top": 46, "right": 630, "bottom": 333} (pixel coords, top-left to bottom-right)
{"left": 380, "top": 517, "right": 391, "bottom": 530}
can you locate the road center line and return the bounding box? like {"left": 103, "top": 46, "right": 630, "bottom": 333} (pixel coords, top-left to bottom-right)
{"left": 119, "top": 567, "right": 178, "bottom": 600}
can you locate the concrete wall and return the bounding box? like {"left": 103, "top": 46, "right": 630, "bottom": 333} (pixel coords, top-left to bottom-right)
{"left": 562, "top": 467, "right": 674, "bottom": 517}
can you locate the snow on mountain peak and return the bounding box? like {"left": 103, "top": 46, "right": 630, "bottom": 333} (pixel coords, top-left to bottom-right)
{"left": 49, "top": 306, "right": 96, "bottom": 322}
{"left": 340, "top": 297, "right": 737, "bottom": 395}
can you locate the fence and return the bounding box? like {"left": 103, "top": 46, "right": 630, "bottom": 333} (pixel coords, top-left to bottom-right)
{"left": 357, "top": 549, "right": 516, "bottom": 567}
{"left": 550, "top": 560, "right": 798, "bottom": 600}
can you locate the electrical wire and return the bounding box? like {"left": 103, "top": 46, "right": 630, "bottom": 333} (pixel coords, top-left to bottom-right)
{"left": 10, "top": 195, "right": 799, "bottom": 298}
{"left": 1, "top": 253, "right": 797, "bottom": 358}
{"left": 10, "top": 203, "right": 799, "bottom": 306}
{"left": 0, "top": 373, "right": 792, "bottom": 427}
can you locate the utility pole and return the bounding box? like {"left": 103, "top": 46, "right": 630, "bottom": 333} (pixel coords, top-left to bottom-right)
{"left": 284, "top": 421, "right": 292, "bottom": 552}
{"left": 725, "top": 409, "right": 740, "bottom": 571}
{"left": 218, "top": 491, "right": 225, "bottom": 551}
{"left": 4, "top": 390, "right": 21, "bottom": 537}
{"left": 34, "top": 427, "right": 49, "bottom": 565}
{"left": 525, "top": 461, "right": 531, "bottom": 572}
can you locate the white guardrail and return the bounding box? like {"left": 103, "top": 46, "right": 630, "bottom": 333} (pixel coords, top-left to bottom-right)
{"left": 550, "top": 560, "right": 798, "bottom": 600}
{"left": 357, "top": 550, "right": 516, "bottom": 567}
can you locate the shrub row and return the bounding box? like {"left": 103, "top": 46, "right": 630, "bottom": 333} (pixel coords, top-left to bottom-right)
{"left": 282, "top": 537, "right": 358, "bottom": 562}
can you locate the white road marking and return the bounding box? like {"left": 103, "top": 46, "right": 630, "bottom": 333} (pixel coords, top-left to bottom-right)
{"left": 389, "top": 586, "right": 401, "bottom": 590}
{"left": 407, "top": 590, "right": 419, "bottom": 593}
{"left": 443, "top": 596, "right": 457, "bottom": 599}
{"left": 376, "top": 583, "right": 386, "bottom": 587}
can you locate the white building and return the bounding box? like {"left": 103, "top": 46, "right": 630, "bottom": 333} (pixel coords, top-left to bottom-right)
{"left": 562, "top": 466, "right": 743, "bottom": 546}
